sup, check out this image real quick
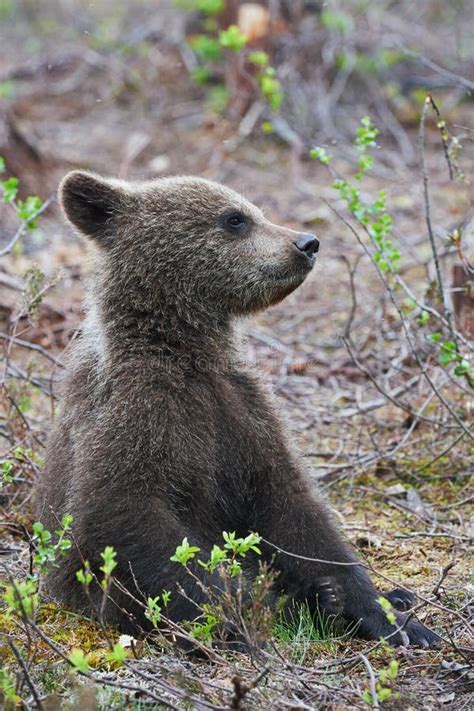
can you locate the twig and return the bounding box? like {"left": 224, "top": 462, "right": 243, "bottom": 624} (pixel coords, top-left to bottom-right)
{"left": 7, "top": 639, "right": 43, "bottom": 710}
{"left": 440, "top": 495, "right": 474, "bottom": 511}
{"left": 340, "top": 255, "right": 362, "bottom": 341}
{"left": 412, "top": 429, "right": 467, "bottom": 473}
{"left": 0, "top": 196, "right": 55, "bottom": 257}
{"left": 394, "top": 532, "right": 469, "bottom": 542}
{"left": 1, "top": 594, "right": 181, "bottom": 709}
{"left": 357, "top": 654, "right": 379, "bottom": 710}
{"left": 419, "top": 96, "right": 456, "bottom": 342}
{"left": 431, "top": 562, "right": 456, "bottom": 598}
{"left": 335, "top": 364, "right": 420, "bottom": 419}
{"left": 230, "top": 667, "right": 270, "bottom": 709}
{"left": 260, "top": 537, "right": 364, "bottom": 567}
{"left": 323, "top": 199, "right": 472, "bottom": 439}
{"left": 415, "top": 53, "right": 474, "bottom": 92}
{"left": 0, "top": 331, "right": 64, "bottom": 367}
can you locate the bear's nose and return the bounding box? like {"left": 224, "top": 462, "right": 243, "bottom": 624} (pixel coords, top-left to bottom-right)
{"left": 293, "top": 232, "right": 320, "bottom": 257}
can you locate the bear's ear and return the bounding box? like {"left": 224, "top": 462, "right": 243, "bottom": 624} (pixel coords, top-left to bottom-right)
{"left": 59, "top": 171, "right": 126, "bottom": 242}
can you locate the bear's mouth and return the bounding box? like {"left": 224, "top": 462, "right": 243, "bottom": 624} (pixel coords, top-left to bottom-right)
{"left": 259, "top": 256, "right": 316, "bottom": 283}
{"left": 257, "top": 263, "right": 313, "bottom": 307}
{"left": 294, "top": 249, "right": 317, "bottom": 272}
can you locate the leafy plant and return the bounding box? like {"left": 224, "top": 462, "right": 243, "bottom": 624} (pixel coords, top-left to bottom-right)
{"left": 3, "top": 578, "right": 38, "bottom": 618}
{"left": 219, "top": 25, "right": 247, "bottom": 53}
{"left": 189, "top": 606, "right": 220, "bottom": 642}
{"left": 0, "top": 156, "right": 45, "bottom": 256}
{"left": 176, "top": 3, "right": 284, "bottom": 120}
{"left": 311, "top": 116, "right": 400, "bottom": 274}
{"left": 362, "top": 659, "right": 399, "bottom": 706}
{"left": 0, "top": 669, "right": 21, "bottom": 708}
{"left": 170, "top": 537, "right": 201, "bottom": 565}
{"left": 170, "top": 531, "right": 265, "bottom": 645}
{"left": 32, "top": 515, "right": 73, "bottom": 574}
{"left": 68, "top": 648, "right": 91, "bottom": 674}
{"left": 100, "top": 546, "right": 118, "bottom": 590}
{"left": 0, "top": 460, "right": 13, "bottom": 488}
{"left": 145, "top": 590, "right": 171, "bottom": 627}
{"left": 310, "top": 114, "right": 472, "bottom": 386}
{"left": 174, "top": 0, "right": 223, "bottom": 13}
{"left": 377, "top": 595, "right": 396, "bottom": 625}
{"left": 76, "top": 561, "right": 93, "bottom": 587}
{"left": 105, "top": 642, "right": 128, "bottom": 667}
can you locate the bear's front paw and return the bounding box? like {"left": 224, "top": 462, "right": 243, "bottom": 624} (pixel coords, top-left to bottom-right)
{"left": 314, "top": 576, "right": 345, "bottom": 616}
{"left": 384, "top": 587, "right": 415, "bottom": 612}
{"left": 357, "top": 609, "right": 440, "bottom": 648}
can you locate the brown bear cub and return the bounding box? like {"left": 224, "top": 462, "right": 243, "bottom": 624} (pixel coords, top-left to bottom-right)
{"left": 36, "top": 171, "right": 437, "bottom": 648}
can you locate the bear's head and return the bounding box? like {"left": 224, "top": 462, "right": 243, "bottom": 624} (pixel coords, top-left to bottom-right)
{"left": 59, "top": 171, "right": 319, "bottom": 324}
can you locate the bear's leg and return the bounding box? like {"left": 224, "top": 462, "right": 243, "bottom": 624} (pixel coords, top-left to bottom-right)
{"left": 254, "top": 477, "right": 439, "bottom": 647}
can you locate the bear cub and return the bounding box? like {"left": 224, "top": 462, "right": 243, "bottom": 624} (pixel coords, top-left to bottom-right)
{"left": 36, "top": 171, "right": 438, "bottom": 648}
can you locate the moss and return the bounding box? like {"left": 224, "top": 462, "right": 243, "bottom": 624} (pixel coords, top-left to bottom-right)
{"left": 37, "top": 602, "right": 116, "bottom": 668}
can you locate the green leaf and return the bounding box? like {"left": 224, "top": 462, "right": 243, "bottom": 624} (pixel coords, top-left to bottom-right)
{"left": 76, "top": 559, "right": 93, "bottom": 586}
{"left": 362, "top": 690, "right": 373, "bottom": 704}
{"left": 454, "top": 360, "right": 471, "bottom": 377}
{"left": 387, "top": 660, "right": 399, "bottom": 679}
{"left": 16, "top": 195, "right": 43, "bottom": 229}
{"left": 229, "top": 559, "right": 242, "bottom": 576}
{"left": 206, "top": 85, "right": 229, "bottom": 113}
{"left": 197, "top": 0, "right": 224, "bottom": 14}
{"left": 261, "top": 121, "right": 274, "bottom": 134}
{"left": 68, "top": 648, "right": 90, "bottom": 674}
{"left": 207, "top": 544, "right": 228, "bottom": 572}
{"left": 0, "top": 669, "right": 21, "bottom": 705}
{"left": 321, "top": 9, "right": 353, "bottom": 34}
{"left": 106, "top": 643, "right": 127, "bottom": 666}
{"left": 191, "top": 66, "right": 211, "bottom": 85}
{"left": 417, "top": 310, "right": 430, "bottom": 325}
{"left": 219, "top": 25, "right": 247, "bottom": 52}
{"left": 258, "top": 68, "right": 283, "bottom": 110}
{"left": 145, "top": 595, "right": 162, "bottom": 625}
{"left": 441, "top": 339, "right": 456, "bottom": 352}
{"left": 378, "top": 687, "right": 392, "bottom": 701}
{"left": 1, "top": 460, "right": 13, "bottom": 486}
{"left": 170, "top": 537, "right": 201, "bottom": 565}
{"left": 162, "top": 589, "right": 171, "bottom": 606}
{"left": 248, "top": 50, "right": 268, "bottom": 67}
{"left": 2, "top": 177, "right": 19, "bottom": 203}
{"left": 439, "top": 352, "right": 455, "bottom": 366}
{"left": 100, "top": 545, "right": 117, "bottom": 579}
{"left": 3, "top": 579, "right": 38, "bottom": 617}
{"left": 439, "top": 340, "right": 458, "bottom": 366}
{"left": 60, "top": 514, "right": 74, "bottom": 530}
{"left": 378, "top": 595, "right": 396, "bottom": 623}
{"left": 189, "top": 34, "right": 222, "bottom": 61}
{"left": 190, "top": 612, "right": 219, "bottom": 641}
{"left": 309, "top": 146, "right": 332, "bottom": 165}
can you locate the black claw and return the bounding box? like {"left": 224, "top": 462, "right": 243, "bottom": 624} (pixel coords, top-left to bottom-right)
{"left": 348, "top": 605, "right": 440, "bottom": 648}
{"left": 314, "top": 576, "right": 345, "bottom": 616}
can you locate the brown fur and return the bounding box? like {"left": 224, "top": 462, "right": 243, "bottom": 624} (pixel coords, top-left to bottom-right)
{"left": 36, "top": 171, "right": 437, "bottom": 647}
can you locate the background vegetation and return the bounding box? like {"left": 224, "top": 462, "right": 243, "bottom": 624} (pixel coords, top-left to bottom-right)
{"left": 0, "top": 1, "right": 472, "bottom": 709}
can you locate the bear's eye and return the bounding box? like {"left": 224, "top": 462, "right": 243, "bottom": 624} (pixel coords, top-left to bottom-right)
{"left": 225, "top": 213, "right": 247, "bottom": 230}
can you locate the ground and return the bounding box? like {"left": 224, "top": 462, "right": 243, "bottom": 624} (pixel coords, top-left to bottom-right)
{"left": 0, "top": 2, "right": 472, "bottom": 710}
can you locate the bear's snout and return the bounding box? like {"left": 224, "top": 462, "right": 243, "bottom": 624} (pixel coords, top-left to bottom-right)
{"left": 293, "top": 232, "right": 320, "bottom": 264}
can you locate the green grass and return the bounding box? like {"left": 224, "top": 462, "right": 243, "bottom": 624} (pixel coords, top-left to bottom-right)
{"left": 273, "top": 602, "right": 339, "bottom": 664}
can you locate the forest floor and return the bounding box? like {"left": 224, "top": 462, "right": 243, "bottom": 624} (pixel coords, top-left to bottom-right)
{"left": 0, "top": 3, "right": 473, "bottom": 710}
